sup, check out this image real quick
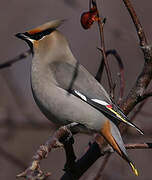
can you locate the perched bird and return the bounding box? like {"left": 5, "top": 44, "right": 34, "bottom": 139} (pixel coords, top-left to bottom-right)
{"left": 16, "top": 19, "right": 143, "bottom": 176}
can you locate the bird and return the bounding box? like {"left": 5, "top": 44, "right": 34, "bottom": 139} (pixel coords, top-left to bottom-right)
{"left": 16, "top": 19, "right": 143, "bottom": 176}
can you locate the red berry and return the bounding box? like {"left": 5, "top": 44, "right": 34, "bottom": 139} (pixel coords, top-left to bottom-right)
{"left": 81, "top": 8, "right": 98, "bottom": 30}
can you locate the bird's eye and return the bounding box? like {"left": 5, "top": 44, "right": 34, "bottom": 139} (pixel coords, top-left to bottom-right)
{"left": 33, "top": 32, "right": 44, "bottom": 40}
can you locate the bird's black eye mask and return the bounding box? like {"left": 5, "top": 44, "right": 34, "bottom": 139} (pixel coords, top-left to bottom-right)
{"left": 24, "top": 28, "right": 55, "bottom": 41}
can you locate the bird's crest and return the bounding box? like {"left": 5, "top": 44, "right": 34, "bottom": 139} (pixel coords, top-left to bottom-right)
{"left": 27, "top": 19, "right": 65, "bottom": 35}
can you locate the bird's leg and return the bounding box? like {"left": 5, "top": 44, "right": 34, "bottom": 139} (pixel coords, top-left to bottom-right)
{"left": 59, "top": 127, "right": 76, "bottom": 171}
{"left": 94, "top": 134, "right": 113, "bottom": 153}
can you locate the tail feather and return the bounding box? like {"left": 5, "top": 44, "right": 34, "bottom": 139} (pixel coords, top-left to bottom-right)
{"left": 130, "top": 162, "right": 138, "bottom": 176}
{"left": 101, "top": 119, "right": 138, "bottom": 176}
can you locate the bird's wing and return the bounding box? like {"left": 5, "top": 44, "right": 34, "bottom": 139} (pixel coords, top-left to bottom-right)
{"left": 71, "top": 89, "right": 144, "bottom": 135}
{"left": 50, "top": 61, "right": 143, "bottom": 135}
{"left": 50, "top": 61, "right": 111, "bottom": 103}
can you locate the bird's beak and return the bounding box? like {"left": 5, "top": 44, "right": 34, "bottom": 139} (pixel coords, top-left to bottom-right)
{"left": 15, "top": 33, "right": 28, "bottom": 40}
{"left": 15, "top": 33, "right": 34, "bottom": 53}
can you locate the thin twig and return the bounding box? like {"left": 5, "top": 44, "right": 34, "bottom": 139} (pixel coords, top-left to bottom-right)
{"left": 97, "top": 21, "right": 114, "bottom": 96}
{"left": 125, "top": 143, "right": 152, "bottom": 149}
{"left": 92, "top": 0, "right": 114, "bottom": 97}
{"left": 0, "top": 49, "right": 31, "bottom": 69}
{"left": 95, "top": 49, "right": 125, "bottom": 104}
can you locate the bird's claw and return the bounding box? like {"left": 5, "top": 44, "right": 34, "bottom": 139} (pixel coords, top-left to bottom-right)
{"left": 59, "top": 129, "right": 74, "bottom": 145}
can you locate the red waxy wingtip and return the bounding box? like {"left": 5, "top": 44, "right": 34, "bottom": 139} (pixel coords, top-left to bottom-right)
{"left": 106, "top": 105, "right": 112, "bottom": 109}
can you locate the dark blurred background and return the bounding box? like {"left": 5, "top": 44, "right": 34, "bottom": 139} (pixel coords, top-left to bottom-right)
{"left": 0, "top": 0, "right": 152, "bottom": 179}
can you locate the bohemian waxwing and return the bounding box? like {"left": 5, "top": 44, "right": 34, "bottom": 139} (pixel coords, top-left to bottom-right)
{"left": 16, "top": 19, "right": 143, "bottom": 176}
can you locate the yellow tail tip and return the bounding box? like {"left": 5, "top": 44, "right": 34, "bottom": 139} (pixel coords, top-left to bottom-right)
{"left": 130, "top": 162, "right": 138, "bottom": 176}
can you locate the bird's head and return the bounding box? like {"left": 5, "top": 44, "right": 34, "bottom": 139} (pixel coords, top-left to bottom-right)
{"left": 15, "top": 19, "right": 65, "bottom": 54}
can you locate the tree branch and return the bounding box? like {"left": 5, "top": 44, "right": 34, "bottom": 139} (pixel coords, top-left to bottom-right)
{"left": 61, "top": 141, "right": 152, "bottom": 180}
{"left": 15, "top": 120, "right": 152, "bottom": 180}
{"left": 60, "top": 142, "right": 103, "bottom": 180}
{"left": 120, "top": 0, "right": 152, "bottom": 115}
{"left": 121, "top": 47, "right": 152, "bottom": 115}
{"left": 138, "top": 91, "right": 152, "bottom": 103}
{"left": 16, "top": 123, "right": 78, "bottom": 180}
{"left": 122, "top": 0, "right": 147, "bottom": 47}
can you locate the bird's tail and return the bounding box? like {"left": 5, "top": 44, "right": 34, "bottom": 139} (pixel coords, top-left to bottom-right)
{"left": 100, "top": 119, "right": 138, "bottom": 176}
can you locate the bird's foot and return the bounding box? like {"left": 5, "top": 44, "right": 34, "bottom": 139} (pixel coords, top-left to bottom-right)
{"left": 59, "top": 128, "right": 74, "bottom": 145}
{"left": 59, "top": 131, "right": 76, "bottom": 172}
